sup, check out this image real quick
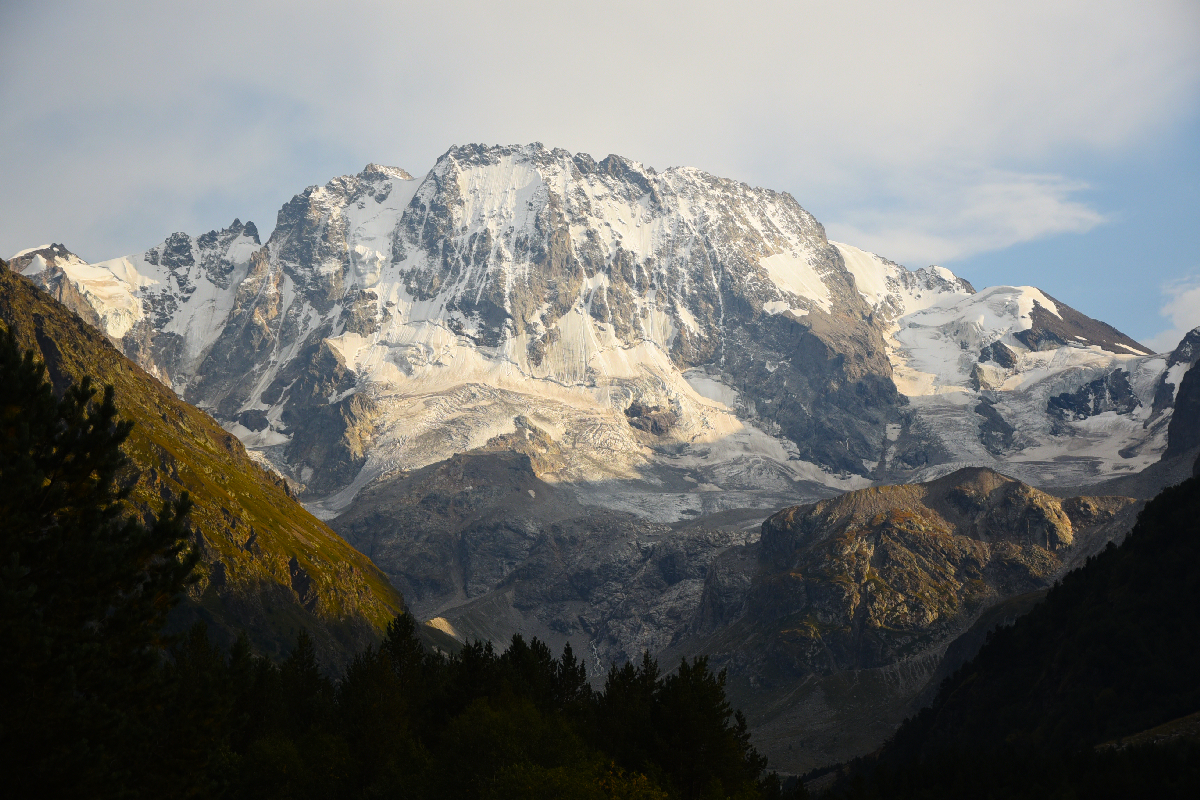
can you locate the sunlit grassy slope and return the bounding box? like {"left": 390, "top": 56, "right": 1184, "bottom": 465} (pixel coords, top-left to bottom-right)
{"left": 1, "top": 264, "right": 405, "bottom": 665}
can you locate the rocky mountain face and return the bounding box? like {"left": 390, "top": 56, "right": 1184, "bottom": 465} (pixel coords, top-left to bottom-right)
{"left": 1164, "top": 333, "right": 1200, "bottom": 461}
{"left": 11, "top": 144, "right": 1173, "bottom": 521}
{"left": 668, "top": 468, "right": 1139, "bottom": 771}
{"left": 0, "top": 265, "right": 405, "bottom": 667}
{"left": 8, "top": 143, "right": 1190, "bottom": 768}
{"left": 331, "top": 448, "right": 758, "bottom": 672}
{"left": 6, "top": 243, "right": 108, "bottom": 331}
{"left": 1066, "top": 327, "right": 1200, "bottom": 500}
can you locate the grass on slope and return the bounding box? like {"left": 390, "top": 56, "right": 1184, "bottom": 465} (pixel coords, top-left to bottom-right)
{"left": 0, "top": 265, "right": 405, "bottom": 664}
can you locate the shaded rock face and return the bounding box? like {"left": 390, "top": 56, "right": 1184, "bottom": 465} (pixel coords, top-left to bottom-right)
{"left": 438, "top": 512, "right": 757, "bottom": 673}
{"left": 334, "top": 451, "right": 568, "bottom": 611}
{"left": 625, "top": 400, "right": 677, "bottom": 435}
{"left": 1165, "top": 359, "right": 1200, "bottom": 460}
{"left": 1013, "top": 295, "right": 1152, "bottom": 355}
{"left": 974, "top": 399, "right": 1016, "bottom": 455}
{"left": 1150, "top": 327, "right": 1200, "bottom": 424}
{"left": 978, "top": 340, "right": 1018, "bottom": 369}
{"left": 1168, "top": 327, "right": 1200, "bottom": 368}
{"left": 1048, "top": 369, "right": 1140, "bottom": 421}
{"left": 332, "top": 449, "right": 757, "bottom": 671}
{"left": 721, "top": 303, "right": 898, "bottom": 475}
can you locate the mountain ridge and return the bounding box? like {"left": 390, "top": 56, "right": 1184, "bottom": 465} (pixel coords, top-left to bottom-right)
{"left": 8, "top": 144, "right": 1170, "bottom": 517}
{"left": 660, "top": 465, "right": 1139, "bottom": 771}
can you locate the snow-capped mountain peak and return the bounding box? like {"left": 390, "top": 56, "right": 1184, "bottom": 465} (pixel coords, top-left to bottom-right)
{"left": 832, "top": 240, "right": 975, "bottom": 319}
{"left": 6, "top": 143, "right": 1180, "bottom": 512}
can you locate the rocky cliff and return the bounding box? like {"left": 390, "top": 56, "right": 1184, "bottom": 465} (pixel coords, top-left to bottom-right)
{"left": 9, "top": 145, "right": 1173, "bottom": 525}
{"left": 670, "top": 468, "right": 1139, "bottom": 771}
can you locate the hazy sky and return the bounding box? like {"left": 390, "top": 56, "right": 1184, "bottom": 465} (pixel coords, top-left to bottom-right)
{"left": 2, "top": 0, "right": 1198, "bottom": 348}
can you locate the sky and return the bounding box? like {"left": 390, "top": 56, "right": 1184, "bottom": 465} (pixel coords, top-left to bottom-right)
{"left": 1, "top": 0, "right": 1198, "bottom": 350}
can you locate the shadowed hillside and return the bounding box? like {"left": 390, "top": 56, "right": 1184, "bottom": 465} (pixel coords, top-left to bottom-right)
{"left": 0, "top": 263, "right": 405, "bottom": 665}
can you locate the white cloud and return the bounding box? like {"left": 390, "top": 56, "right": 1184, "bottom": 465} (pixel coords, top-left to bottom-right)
{"left": 1, "top": 0, "right": 1198, "bottom": 264}
{"left": 1147, "top": 278, "right": 1200, "bottom": 353}
{"left": 826, "top": 172, "right": 1107, "bottom": 265}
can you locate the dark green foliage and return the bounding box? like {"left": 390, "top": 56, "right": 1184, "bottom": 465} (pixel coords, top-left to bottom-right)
{"left": 598, "top": 653, "right": 770, "bottom": 799}
{"left": 0, "top": 328, "right": 199, "bottom": 797}
{"left": 654, "top": 658, "right": 766, "bottom": 799}
{"left": 154, "top": 618, "right": 776, "bottom": 799}
{"left": 825, "top": 469, "right": 1200, "bottom": 798}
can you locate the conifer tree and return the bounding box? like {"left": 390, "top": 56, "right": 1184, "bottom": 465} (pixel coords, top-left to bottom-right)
{"left": 0, "top": 327, "right": 198, "bottom": 796}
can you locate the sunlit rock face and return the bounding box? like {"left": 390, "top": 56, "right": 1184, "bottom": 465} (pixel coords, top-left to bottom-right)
{"left": 13, "top": 144, "right": 1178, "bottom": 514}
{"left": 671, "top": 467, "right": 1141, "bottom": 772}
{"left": 705, "top": 468, "right": 1137, "bottom": 675}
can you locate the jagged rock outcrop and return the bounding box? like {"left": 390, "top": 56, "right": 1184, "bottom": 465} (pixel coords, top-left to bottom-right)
{"left": 1164, "top": 355, "right": 1200, "bottom": 460}
{"left": 670, "top": 467, "right": 1139, "bottom": 772}
{"left": 1048, "top": 369, "right": 1140, "bottom": 421}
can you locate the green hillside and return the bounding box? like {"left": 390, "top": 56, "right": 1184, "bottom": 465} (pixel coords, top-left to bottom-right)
{"left": 0, "top": 263, "right": 405, "bottom": 665}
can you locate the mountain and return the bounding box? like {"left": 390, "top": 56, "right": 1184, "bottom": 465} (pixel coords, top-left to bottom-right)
{"left": 8, "top": 142, "right": 1190, "bottom": 768}
{"left": 658, "top": 467, "right": 1138, "bottom": 772}
{"left": 819, "top": 458, "right": 1200, "bottom": 797}
{"left": 9, "top": 144, "right": 1171, "bottom": 521}
{"left": 0, "top": 264, "right": 405, "bottom": 665}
